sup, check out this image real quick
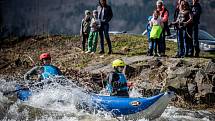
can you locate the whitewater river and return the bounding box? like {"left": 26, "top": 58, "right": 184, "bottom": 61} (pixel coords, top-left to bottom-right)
{"left": 0, "top": 77, "right": 214, "bottom": 121}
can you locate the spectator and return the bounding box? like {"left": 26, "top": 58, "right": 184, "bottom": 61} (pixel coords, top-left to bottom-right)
{"left": 156, "top": 0, "right": 170, "bottom": 56}
{"left": 149, "top": 10, "right": 164, "bottom": 56}
{"left": 191, "top": 0, "right": 202, "bottom": 57}
{"left": 86, "top": 10, "right": 101, "bottom": 53}
{"left": 174, "top": 0, "right": 183, "bottom": 22}
{"left": 97, "top": 0, "right": 113, "bottom": 54}
{"left": 146, "top": 16, "right": 153, "bottom": 56}
{"left": 172, "top": 1, "right": 193, "bottom": 58}
{"left": 80, "top": 10, "right": 91, "bottom": 52}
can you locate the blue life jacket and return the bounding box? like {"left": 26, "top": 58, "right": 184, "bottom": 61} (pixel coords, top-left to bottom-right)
{"left": 106, "top": 73, "right": 128, "bottom": 94}
{"left": 41, "top": 65, "right": 61, "bottom": 79}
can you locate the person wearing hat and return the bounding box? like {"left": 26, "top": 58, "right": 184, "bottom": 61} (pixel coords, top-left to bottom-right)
{"left": 156, "top": 0, "right": 170, "bottom": 57}
{"left": 24, "top": 53, "right": 62, "bottom": 81}
{"left": 80, "top": 10, "right": 91, "bottom": 52}
{"left": 104, "top": 59, "right": 129, "bottom": 97}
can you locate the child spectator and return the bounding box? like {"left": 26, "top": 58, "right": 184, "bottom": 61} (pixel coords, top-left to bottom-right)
{"left": 149, "top": 10, "right": 163, "bottom": 56}
{"left": 80, "top": 10, "right": 91, "bottom": 52}
{"left": 146, "top": 16, "right": 153, "bottom": 56}
{"left": 86, "top": 10, "right": 101, "bottom": 53}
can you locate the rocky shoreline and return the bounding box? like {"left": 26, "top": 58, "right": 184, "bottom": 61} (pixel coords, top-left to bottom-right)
{"left": 0, "top": 35, "right": 215, "bottom": 112}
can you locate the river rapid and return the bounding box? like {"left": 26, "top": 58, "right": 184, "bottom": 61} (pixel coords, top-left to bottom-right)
{"left": 0, "top": 77, "right": 214, "bottom": 121}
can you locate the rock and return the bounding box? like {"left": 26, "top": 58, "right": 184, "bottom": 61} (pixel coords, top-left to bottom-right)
{"left": 197, "top": 84, "right": 214, "bottom": 96}
{"left": 168, "top": 67, "right": 195, "bottom": 79}
{"left": 205, "top": 60, "right": 215, "bottom": 74}
{"left": 147, "top": 59, "right": 162, "bottom": 69}
{"left": 165, "top": 77, "right": 188, "bottom": 89}
{"left": 124, "top": 65, "right": 136, "bottom": 78}
{"left": 195, "top": 70, "right": 210, "bottom": 84}
{"left": 187, "top": 83, "right": 198, "bottom": 97}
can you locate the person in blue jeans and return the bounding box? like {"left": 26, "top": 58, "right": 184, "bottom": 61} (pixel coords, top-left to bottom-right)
{"left": 156, "top": 0, "right": 170, "bottom": 57}
{"left": 149, "top": 10, "right": 164, "bottom": 56}
{"left": 146, "top": 16, "right": 153, "bottom": 56}
{"left": 97, "top": 0, "right": 113, "bottom": 54}
{"left": 192, "top": 0, "right": 202, "bottom": 57}
{"left": 172, "top": 1, "right": 193, "bottom": 58}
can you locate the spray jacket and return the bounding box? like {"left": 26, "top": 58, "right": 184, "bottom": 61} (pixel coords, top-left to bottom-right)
{"left": 105, "top": 72, "right": 128, "bottom": 95}
{"left": 24, "top": 64, "right": 62, "bottom": 81}
{"left": 41, "top": 65, "right": 62, "bottom": 79}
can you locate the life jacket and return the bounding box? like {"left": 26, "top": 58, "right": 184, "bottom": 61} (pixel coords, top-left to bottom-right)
{"left": 106, "top": 73, "right": 128, "bottom": 94}
{"left": 150, "top": 25, "right": 163, "bottom": 39}
{"left": 41, "top": 65, "right": 61, "bottom": 79}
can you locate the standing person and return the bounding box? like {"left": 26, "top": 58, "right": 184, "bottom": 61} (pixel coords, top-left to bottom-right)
{"left": 24, "top": 53, "right": 62, "bottom": 81}
{"left": 191, "top": 0, "right": 202, "bottom": 57}
{"left": 80, "top": 10, "right": 91, "bottom": 52}
{"left": 105, "top": 59, "right": 129, "bottom": 97}
{"left": 146, "top": 16, "right": 153, "bottom": 56}
{"left": 174, "top": 0, "right": 183, "bottom": 22}
{"left": 97, "top": 0, "right": 113, "bottom": 54}
{"left": 86, "top": 10, "right": 101, "bottom": 53}
{"left": 171, "top": 1, "right": 193, "bottom": 58}
{"left": 156, "top": 0, "right": 170, "bottom": 57}
{"left": 149, "top": 10, "right": 164, "bottom": 56}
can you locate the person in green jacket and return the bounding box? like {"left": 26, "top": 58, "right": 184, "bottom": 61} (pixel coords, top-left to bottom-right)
{"left": 86, "top": 10, "right": 101, "bottom": 53}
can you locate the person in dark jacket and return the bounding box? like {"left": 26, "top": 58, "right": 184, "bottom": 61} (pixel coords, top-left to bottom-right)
{"left": 24, "top": 53, "right": 62, "bottom": 81}
{"left": 192, "top": 0, "right": 202, "bottom": 57}
{"left": 80, "top": 10, "right": 91, "bottom": 52}
{"left": 105, "top": 59, "right": 129, "bottom": 97}
{"left": 97, "top": 0, "right": 113, "bottom": 54}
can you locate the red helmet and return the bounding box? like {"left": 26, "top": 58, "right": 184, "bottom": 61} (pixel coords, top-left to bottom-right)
{"left": 39, "top": 53, "right": 51, "bottom": 60}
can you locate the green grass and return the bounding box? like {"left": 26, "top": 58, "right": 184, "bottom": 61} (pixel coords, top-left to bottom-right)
{"left": 1, "top": 34, "right": 214, "bottom": 73}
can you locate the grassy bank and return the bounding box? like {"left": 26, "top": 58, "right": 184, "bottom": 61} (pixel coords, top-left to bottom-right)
{"left": 0, "top": 34, "right": 214, "bottom": 75}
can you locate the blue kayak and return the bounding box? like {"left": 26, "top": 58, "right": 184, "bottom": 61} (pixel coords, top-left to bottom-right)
{"left": 15, "top": 85, "right": 174, "bottom": 119}
{"left": 16, "top": 85, "right": 31, "bottom": 101}
{"left": 91, "top": 92, "right": 174, "bottom": 120}
{"left": 91, "top": 93, "right": 165, "bottom": 116}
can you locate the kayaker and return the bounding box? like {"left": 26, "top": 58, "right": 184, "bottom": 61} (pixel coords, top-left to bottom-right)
{"left": 105, "top": 59, "right": 129, "bottom": 97}
{"left": 24, "top": 53, "right": 62, "bottom": 81}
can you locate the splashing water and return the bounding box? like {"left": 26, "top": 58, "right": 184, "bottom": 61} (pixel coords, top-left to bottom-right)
{"left": 0, "top": 77, "right": 214, "bottom": 121}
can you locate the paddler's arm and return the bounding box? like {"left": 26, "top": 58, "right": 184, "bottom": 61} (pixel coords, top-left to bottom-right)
{"left": 24, "top": 66, "right": 43, "bottom": 81}
{"left": 105, "top": 73, "right": 114, "bottom": 94}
